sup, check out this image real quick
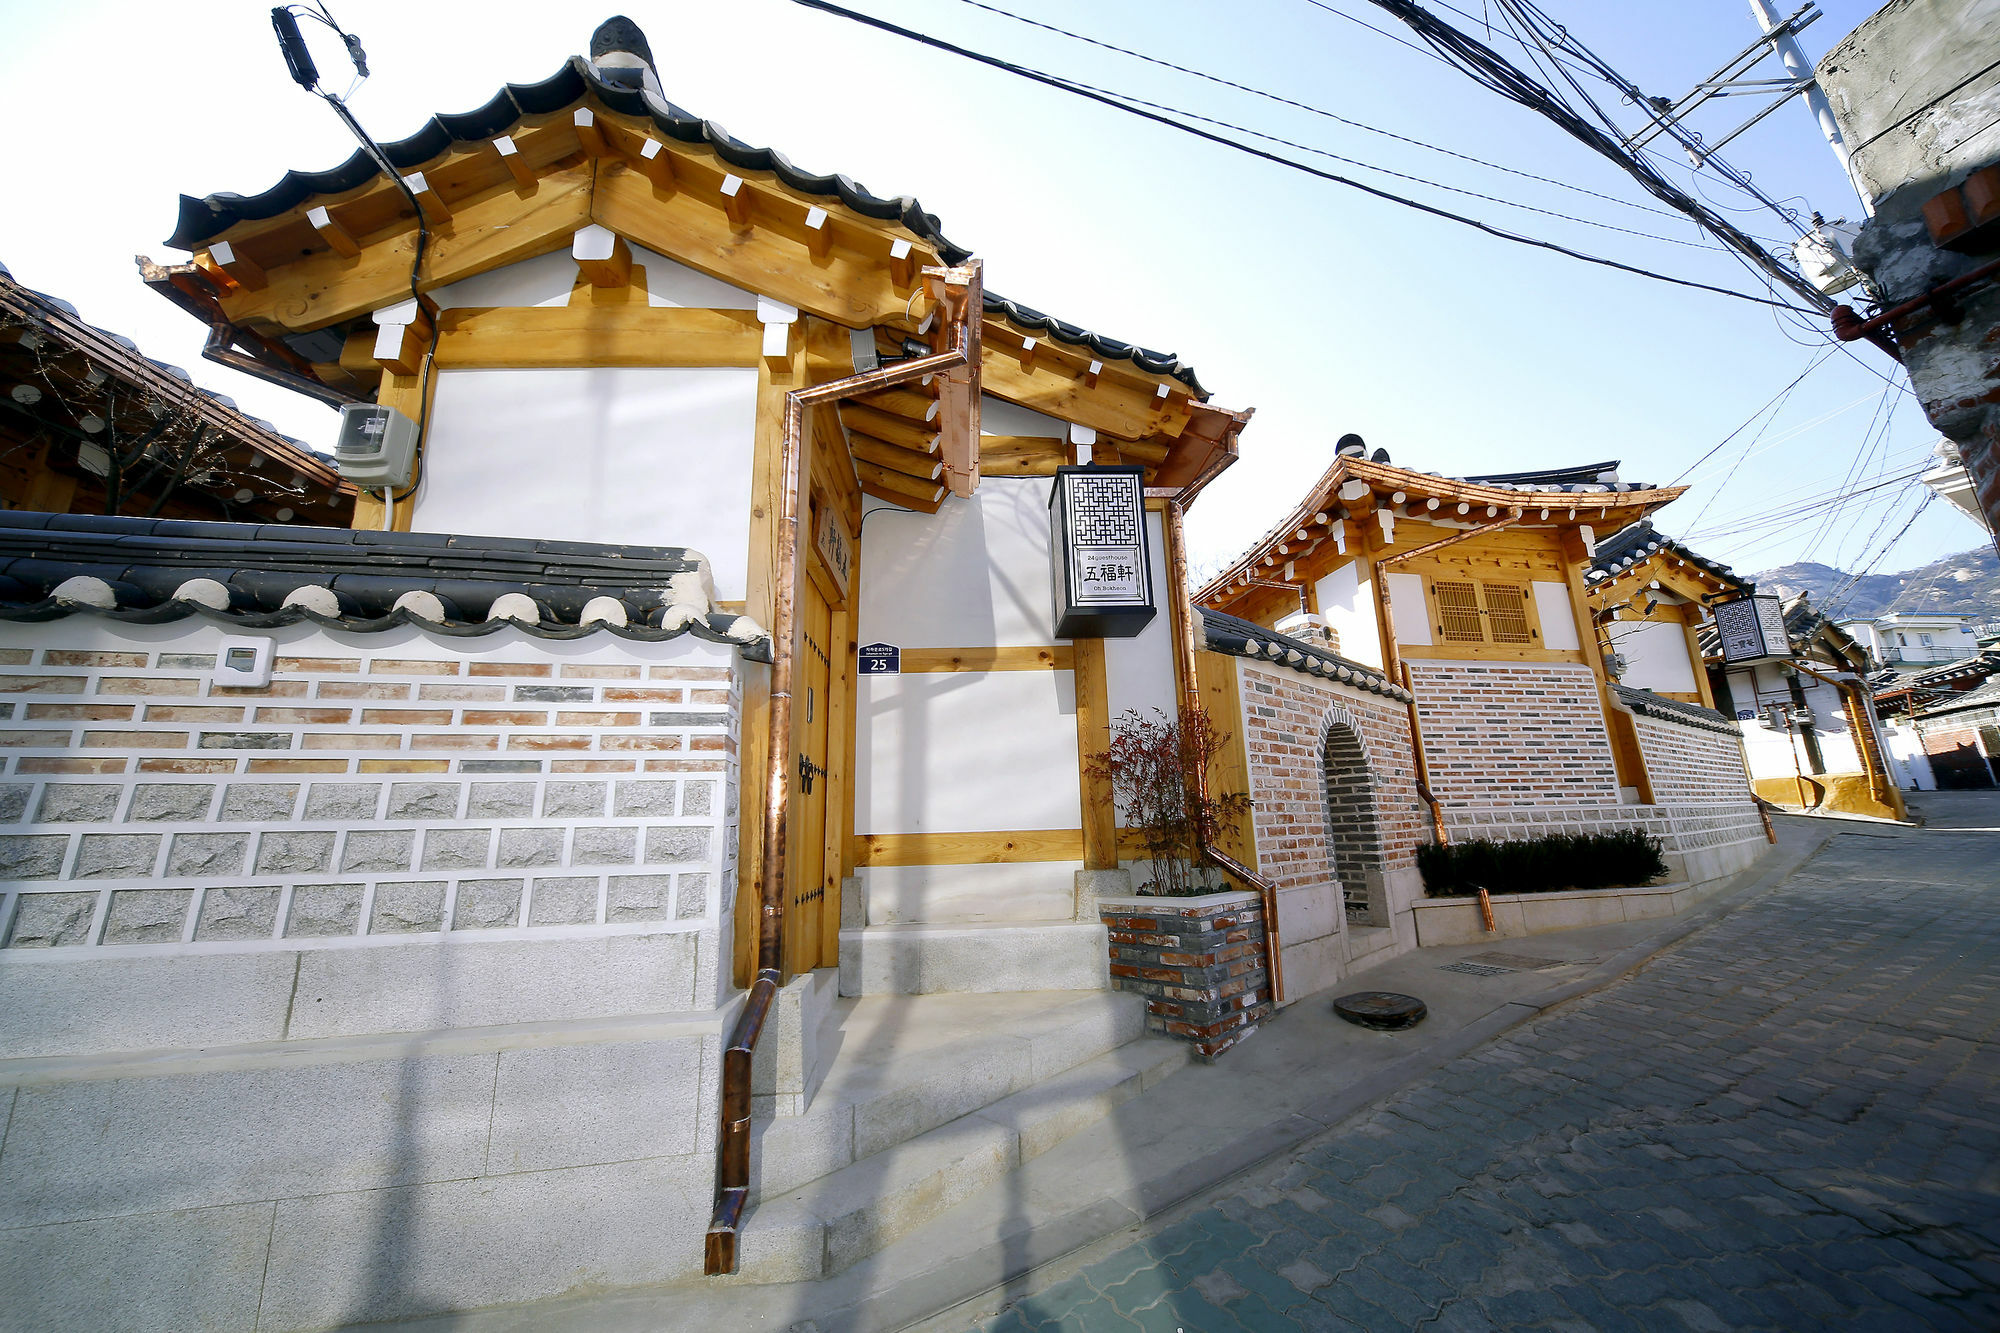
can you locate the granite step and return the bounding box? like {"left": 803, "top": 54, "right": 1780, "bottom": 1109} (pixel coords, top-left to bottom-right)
{"left": 733, "top": 1035, "right": 1189, "bottom": 1283}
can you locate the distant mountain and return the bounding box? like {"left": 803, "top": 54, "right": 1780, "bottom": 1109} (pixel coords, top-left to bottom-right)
{"left": 1752, "top": 545, "right": 2000, "bottom": 620}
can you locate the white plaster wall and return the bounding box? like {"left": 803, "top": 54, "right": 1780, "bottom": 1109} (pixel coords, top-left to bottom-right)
{"left": 980, "top": 394, "right": 1067, "bottom": 437}
{"left": 1613, "top": 619, "right": 1698, "bottom": 694}
{"left": 1316, "top": 561, "right": 1382, "bottom": 668}
{"left": 1883, "top": 722, "right": 1937, "bottom": 790}
{"left": 1105, "top": 511, "right": 1178, "bottom": 727}
{"left": 858, "top": 476, "right": 1058, "bottom": 648}
{"left": 1533, "top": 581, "right": 1581, "bottom": 651}
{"left": 1383, "top": 572, "right": 1431, "bottom": 646}
{"left": 427, "top": 246, "right": 757, "bottom": 311}
{"left": 413, "top": 367, "right": 758, "bottom": 600}
{"left": 857, "top": 668, "right": 1081, "bottom": 834}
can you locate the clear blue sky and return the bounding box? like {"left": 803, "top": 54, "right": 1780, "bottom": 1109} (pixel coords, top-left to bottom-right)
{"left": 0, "top": 0, "right": 1983, "bottom": 583}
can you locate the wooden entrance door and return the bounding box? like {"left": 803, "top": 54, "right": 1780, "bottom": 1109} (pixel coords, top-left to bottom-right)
{"left": 787, "top": 570, "right": 835, "bottom": 974}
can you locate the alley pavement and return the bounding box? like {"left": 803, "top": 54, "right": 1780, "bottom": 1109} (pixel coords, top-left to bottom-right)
{"left": 967, "top": 816, "right": 2000, "bottom": 1331}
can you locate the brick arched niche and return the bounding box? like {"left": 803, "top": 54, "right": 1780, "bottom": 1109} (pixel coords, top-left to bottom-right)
{"left": 1320, "top": 705, "right": 1389, "bottom": 926}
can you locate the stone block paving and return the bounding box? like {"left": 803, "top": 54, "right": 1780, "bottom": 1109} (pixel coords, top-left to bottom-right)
{"left": 972, "top": 830, "right": 2000, "bottom": 1330}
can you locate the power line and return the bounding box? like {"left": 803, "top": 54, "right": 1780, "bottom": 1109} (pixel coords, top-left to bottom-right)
{"left": 951, "top": 0, "right": 1697, "bottom": 223}
{"left": 785, "top": 0, "right": 1820, "bottom": 312}
{"left": 1669, "top": 348, "right": 1834, "bottom": 486}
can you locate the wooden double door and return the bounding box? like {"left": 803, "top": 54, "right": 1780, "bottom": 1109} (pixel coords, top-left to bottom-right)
{"left": 784, "top": 551, "right": 843, "bottom": 974}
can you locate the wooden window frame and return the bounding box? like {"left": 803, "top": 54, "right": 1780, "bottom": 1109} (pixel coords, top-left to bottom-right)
{"left": 1420, "top": 574, "right": 1545, "bottom": 648}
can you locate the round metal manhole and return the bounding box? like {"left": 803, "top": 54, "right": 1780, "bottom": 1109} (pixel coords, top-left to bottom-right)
{"left": 1333, "top": 991, "right": 1428, "bottom": 1031}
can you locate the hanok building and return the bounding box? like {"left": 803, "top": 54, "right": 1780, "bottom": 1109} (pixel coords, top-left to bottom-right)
{"left": 1196, "top": 448, "right": 1772, "bottom": 992}
{"left": 0, "top": 18, "right": 1254, "bottom": 1324}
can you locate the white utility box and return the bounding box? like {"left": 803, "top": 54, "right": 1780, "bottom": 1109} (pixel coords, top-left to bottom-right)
{"left": 334, "top": 403, "right": 418, "bottom": 488}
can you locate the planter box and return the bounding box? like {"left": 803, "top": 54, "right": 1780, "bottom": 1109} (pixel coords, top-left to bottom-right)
{"left": 1410, "top": 878, "right": 1731, "bottom": 948}
{"left": 1098, "top": 890, "right": 1270, "bottom": 1060}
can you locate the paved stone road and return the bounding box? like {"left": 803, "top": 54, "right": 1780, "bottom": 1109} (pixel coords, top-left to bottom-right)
{"left": 972, "top": 826, "right": 2000, "bottom": 1331}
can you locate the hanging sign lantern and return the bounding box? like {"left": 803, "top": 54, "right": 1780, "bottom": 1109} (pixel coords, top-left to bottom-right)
{"left": 1048, "top": 465, "right": 1156, "bottom": 639}
{"left": 1712, "top": 594, "right": 1790, "bottom": 665}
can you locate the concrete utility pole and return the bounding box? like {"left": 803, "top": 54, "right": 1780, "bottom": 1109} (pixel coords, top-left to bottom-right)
{"left": 1747, "top": 0, "right": 1873, "bottom": 214}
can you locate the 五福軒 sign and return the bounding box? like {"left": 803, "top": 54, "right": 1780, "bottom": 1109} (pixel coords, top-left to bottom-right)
{"left": 1048, "top": 465, "right": 1157, "bottom": 639}
{"left": 1711, "top": 594, "right": 1790, "bottom": 666}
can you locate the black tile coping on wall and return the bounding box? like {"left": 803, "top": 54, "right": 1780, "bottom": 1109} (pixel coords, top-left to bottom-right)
{"left": 1198, "top": 608, "right": 1410, "bottom": 701}
{"left": 0, "top": 513, "right": 771, "bottom": 659}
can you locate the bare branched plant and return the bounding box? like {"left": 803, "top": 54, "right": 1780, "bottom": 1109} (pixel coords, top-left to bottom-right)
{"left": 1089, "top": 705, "right": 1253, "bottom": 897}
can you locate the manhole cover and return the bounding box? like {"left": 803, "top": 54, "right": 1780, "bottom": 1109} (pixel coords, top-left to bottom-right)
{"left": 1463, "top": 952, "right": 1567, "bottom": 971}
{"left": 1439, "top": 962, "right": 1514, "bottom": 976}
{"left": 1333, "top": 991, "right": 1428, "bottom": 1030}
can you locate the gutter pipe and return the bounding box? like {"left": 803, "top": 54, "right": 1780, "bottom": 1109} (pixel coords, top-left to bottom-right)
{"left": 705, "top": 261, "right": 983, "bottom": 1277}
{"left": 1833, "top": 256, "right": 2000, "bottom": 354}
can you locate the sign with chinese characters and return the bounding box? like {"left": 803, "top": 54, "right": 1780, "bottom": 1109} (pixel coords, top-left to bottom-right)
{"left": 1712, "top": 594, "right": 1790, "bottom": 665}
{"left": 1048, "top": 465, "right": 1157, "bottom": 638}
{"left": 814, "top": 506, "right": 852, "bottom": 595}
{"left": 857, "top": 642, "right": 900, "bottom": 675}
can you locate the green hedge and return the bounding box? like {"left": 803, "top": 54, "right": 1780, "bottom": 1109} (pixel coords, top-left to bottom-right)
{"left": 1417, "top": 829, "right": 1667, "bottom": 898}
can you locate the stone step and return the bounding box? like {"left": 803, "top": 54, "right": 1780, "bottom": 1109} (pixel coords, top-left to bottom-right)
{"left": 838, "top": 921, "right": 1111, "bottom": 996}
{"left": 733, "top": 1036, "right": 1189, "bottom": 1284}
{"left": 748, "top": 990, "right": 1145, "bottom": 1202}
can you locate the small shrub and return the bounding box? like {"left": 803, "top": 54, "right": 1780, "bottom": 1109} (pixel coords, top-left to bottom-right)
{"left": 1088, "top": 706, "right": 1253, "bottom": 897}
{"left": 1417, "top": 829, "right": 1666, "bottom": 898}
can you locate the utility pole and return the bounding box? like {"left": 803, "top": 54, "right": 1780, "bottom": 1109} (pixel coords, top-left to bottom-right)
{"left": 1747, "top": 0, "right": 1873, "bottom": 214}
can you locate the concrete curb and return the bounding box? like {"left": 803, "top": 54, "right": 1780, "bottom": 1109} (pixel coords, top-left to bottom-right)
{"left": 874, "top": 823, "right": 1840, "bottom": 1333}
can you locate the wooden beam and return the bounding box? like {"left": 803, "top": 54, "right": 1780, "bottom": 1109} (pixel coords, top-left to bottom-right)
{"left": 888, "top": 238, "right": 914, "bottom": 289}
{"left": 635, "top": 138, "right": 676, "bottom": 191}
{"left": 854, "top": 387, "right": 937, "bottom": 423}
{"left": 401, "top": 172, "right": 452, "bottom": 229}
{"left": 979, "top": 349, "right": 1186, "bottom": 442}
{"left": 804, "top": 206, "right": 831, "bottom": 259}
{"left": 842, "top": 402, "right": 937, "bottom": 452}
{"left": 848, "top": 430, "right": 942, "bottom": 481}
{"left": 899, "top": 645, "right": 1074, "bottom": 672}
{"left": 493, "top": 135, "right": 537, "bottom": 192}
{"left": 204, "top": 241, "right": 266, "bottom": 292}
{"left": 573, "top": 108, "right": 609, "bottom": 157}
{"left": 720, "top": 174, "right": 752, "bottom": 227}
{"left": 433, "top": 305, "right": 761, "bottom": 369}
{"left": 979, "top": 435, "right": 1066, "bottom": 477}
{"left": 1074, "top": 636, "right": 1116, "bottom": 871}
{"left": 572, "top": 224, "right": 633, "bottom": 288}
{"left": 854, "top": 828, "right": 1089, "bottom": 868}
{"left": 855, "top": 458, "right": 945, "bottom": 507}
{"left": 371, "top": 306, "right": 433, "bottom": 377}
{"left": 860, "top": 482, "right": 942, "bottom": 514}
{"left": 217, "top": 165, "right": 595, "bottom": 333}
{"left": 1116, "top": 437, "right": 1170, "bottom": 467}
{"left": 306, "top": 207, "right": 360, "bottom": 259}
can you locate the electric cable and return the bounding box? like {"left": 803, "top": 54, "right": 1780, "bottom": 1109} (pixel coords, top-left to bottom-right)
{"left": 951, "top": 0, "right": 1695, "bottom": 223}
{"left": 1668, "top": 347, "right": 1833, "bottom": 486}
{"left": 786, "top": 0, "right": 1821, "bottom": 312}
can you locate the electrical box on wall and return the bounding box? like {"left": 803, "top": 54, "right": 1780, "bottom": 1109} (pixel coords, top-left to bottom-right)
{"left": 1712, "top": 594, "right": 1790, "bottom": 666}
{"left": 213, "top": 635, "right": 273, "bottom": 688}
{"left": 334, "top": 403, "right": 417, "bottom": 488}
{"left": 1048, "top": 465, "right": 1156, "bottom": 639}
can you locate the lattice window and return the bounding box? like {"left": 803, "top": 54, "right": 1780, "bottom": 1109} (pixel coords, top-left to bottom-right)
{"left": 1433, "top": 580, "right": 1484, "bottom": 642}
{"left": 1482, "top": 583, "right": 1533, "bottom": 644}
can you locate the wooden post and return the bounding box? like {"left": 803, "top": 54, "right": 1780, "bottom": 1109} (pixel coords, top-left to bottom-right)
{"left": 1074, "top": 636, "right": 1116, "bottom": 871}
{"left": 1680, "top": 604, "right": 1717, "bottom": 710}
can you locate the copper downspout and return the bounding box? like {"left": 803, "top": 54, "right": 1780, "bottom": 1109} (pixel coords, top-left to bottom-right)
{"left": 1372, "top": 514, "right": 1522, "bottom": 844}
{"left": 704, "top": 262, "right": 982, "bottom": 1277}
{"left": 1161, "top": 496, "right": 1285, "bottom": 1007}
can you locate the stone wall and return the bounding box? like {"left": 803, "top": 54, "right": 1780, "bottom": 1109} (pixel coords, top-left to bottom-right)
{"left": 1099, "top": 890, "right": 1270, "bottom": 1060}
{"left": 1408, "top": 660, "right": 1623, "bottom": 808}
{"left": 0, "top": 620, "right": 748, "bottom": 1330}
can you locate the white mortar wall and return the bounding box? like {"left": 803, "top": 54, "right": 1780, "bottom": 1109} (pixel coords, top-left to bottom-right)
{"left": 857, "top": 668, "right": 1081, "bottom": 834}
{"left": 1383, "top": 572, "right": 1430, "bottom": 646}
{"left": 1533, "top": 582, "right": 1581, "bottom": 651}
{"left": 858, "top": 477, "right": 1058, "bottom": 647}
{"left": 1316, "top": 561, "right": 1382, "bottom": 668}
{"left": 427, "top": 246, "right": 758, "bottom": 311}
{"left": 980, "top": 395, "right": 1067, "bottom": 437}
{"left": 1612, "top": 619, "right": 1698, "bottom": 694}
{"left": 1105, "top": 511, "right": 1178, "bottom": 727}
{"left": 413, "top": 367, "right": 758, "bottom": 600}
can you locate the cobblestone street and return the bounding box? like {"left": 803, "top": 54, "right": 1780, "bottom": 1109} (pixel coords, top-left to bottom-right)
{"left": 971, "top": 817, "right": 2000, "bottom": 1331}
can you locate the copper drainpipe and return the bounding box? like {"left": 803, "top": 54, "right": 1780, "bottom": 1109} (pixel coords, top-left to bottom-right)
{"left": 1372, "top": 513, "right": 1523, "bottom": 845}
{"left": 1793, "top": 660, "right": 1897, "bottom": 814}
{"left": 1161, "top": 496, "right": 1285, "bottom": 1007}
{"left": 705, "top": 260, "right": 983, "bottom": 1277}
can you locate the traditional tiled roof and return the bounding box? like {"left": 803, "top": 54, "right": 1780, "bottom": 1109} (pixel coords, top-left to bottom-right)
{"left": 0, "top": 262, "right": 342, "bottom": 521}
{"left": 1921, "top": 675, "right": 2000, "bottom": 718}
{"left": 0, "top": 513, "right": 770, "bottom": 658}
{"left": 165, "top": 51, "right": 1204, "bottom": 396}
{"left": 1463, "top": 461, "right": 1622, "bottom": 488}
{"left": 1585, "top": 520, "right": 1744, "bottom": 590}
{"left": 1196, "top": 608, "right": 1410, "bottom": 701}
{"left": 1610, "top": 682, "right": 1741, "bottom": 736}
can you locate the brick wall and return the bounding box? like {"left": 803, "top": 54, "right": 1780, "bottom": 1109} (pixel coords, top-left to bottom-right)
{"left": 1100, "top": 890, "right": 1270, "bottom": 1061}
{"left": 0, "top": 628, "right": 739, "bottom": 954}
{"left": 1632, "top": 714, "right": 1754, "bottom": 805}
{"left": 1409, "top": 660, "right": 1622, "bottom": 808}
{"left": 1235, "top": 661, "right": 1426, "bottom": 905}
